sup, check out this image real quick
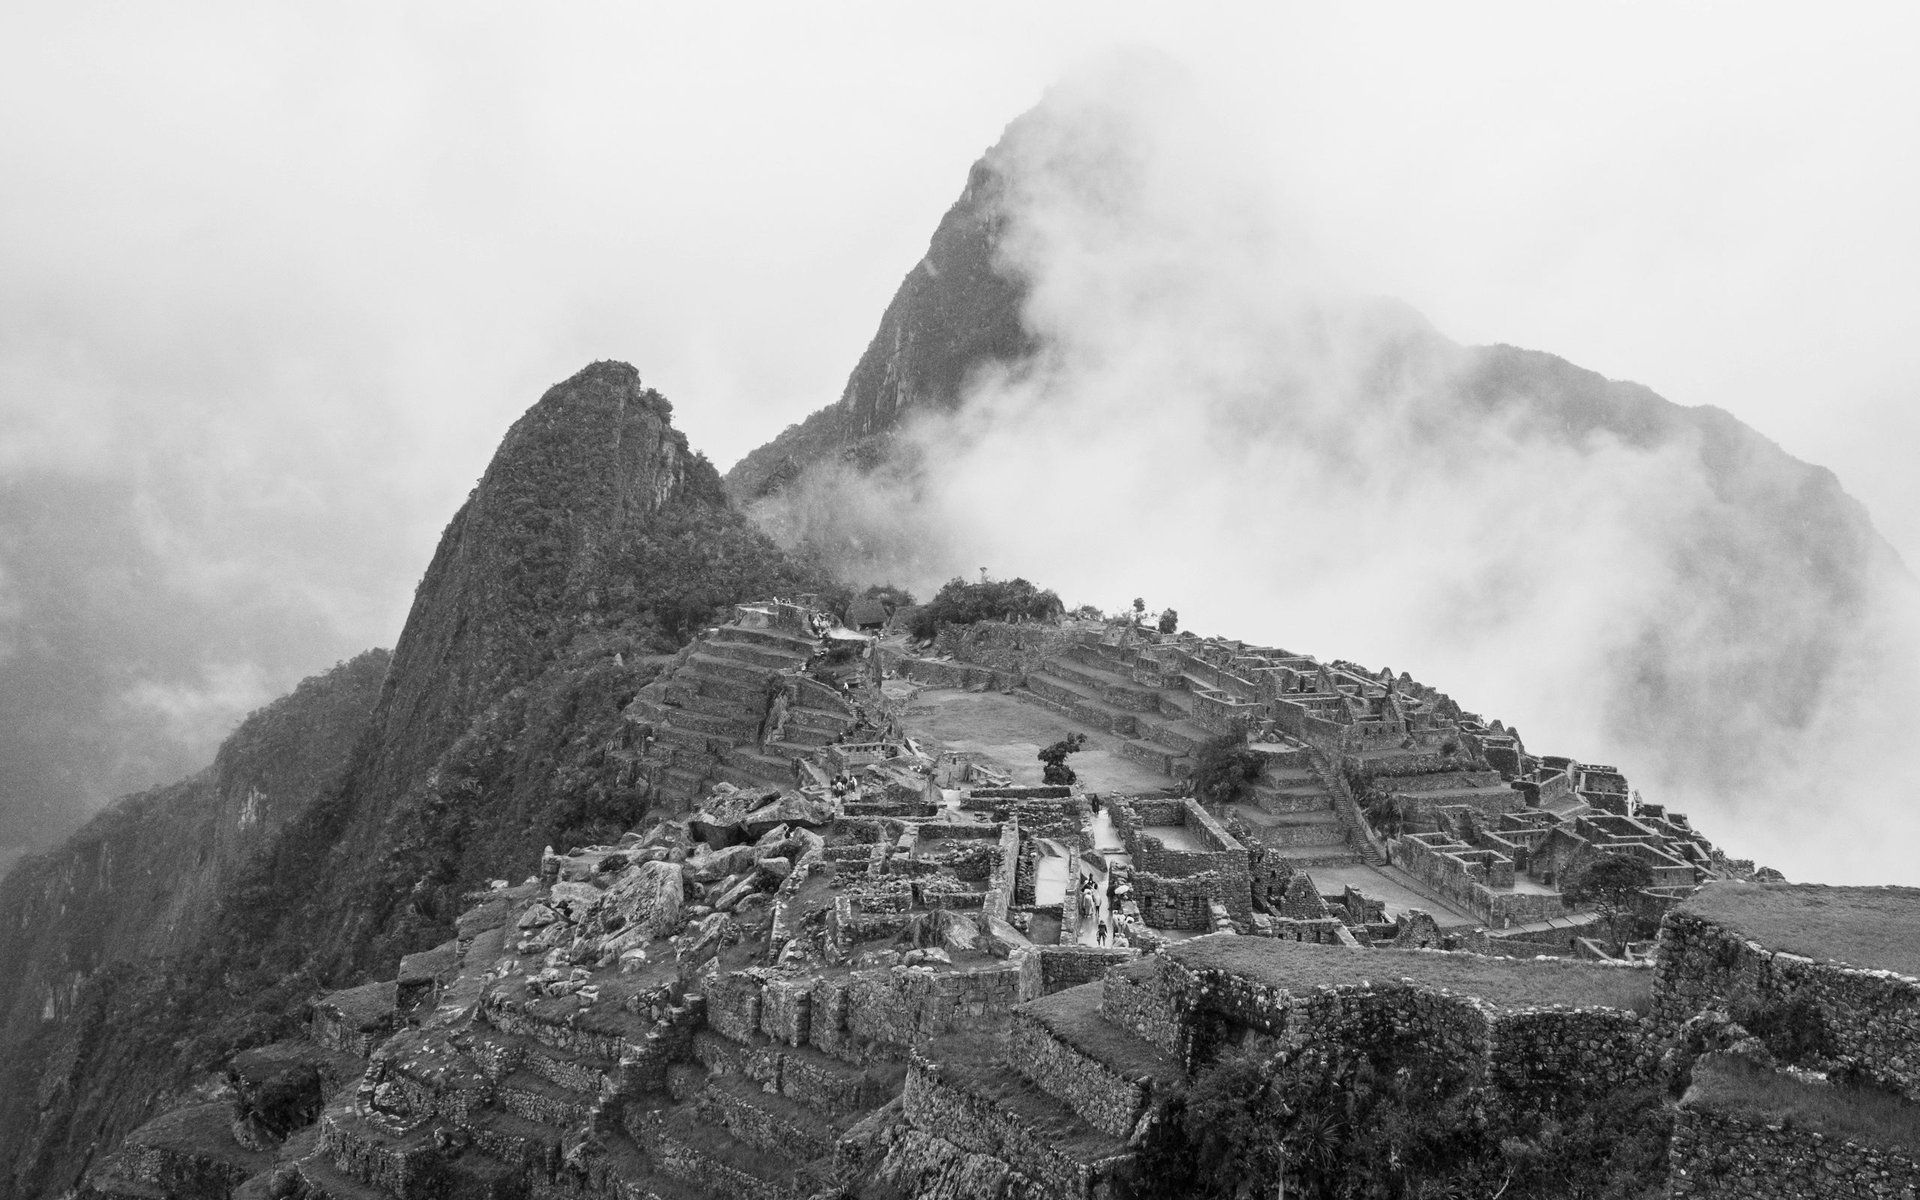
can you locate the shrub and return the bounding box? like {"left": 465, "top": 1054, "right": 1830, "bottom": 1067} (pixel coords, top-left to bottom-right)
{"left": 1190, "top": 735, "right": 1263, "bottom": 805}
{"left": 1039, "top": 733, "right": 1087, "bottom": 786}
{"left": 907, "top": 576, "right": 1064, "bottom": 641}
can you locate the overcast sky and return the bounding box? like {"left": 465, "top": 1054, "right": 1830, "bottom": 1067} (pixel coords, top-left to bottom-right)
{"left": 3, "top": 2, "right": 1917, "bottom": 847}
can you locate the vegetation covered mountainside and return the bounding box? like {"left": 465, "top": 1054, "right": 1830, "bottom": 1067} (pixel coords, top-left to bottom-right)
{"left": 0, "top": 362, "right": 830, "bottom": 1198}
{"left": 0, "top": 649, "right": 388, "bottom": 1198}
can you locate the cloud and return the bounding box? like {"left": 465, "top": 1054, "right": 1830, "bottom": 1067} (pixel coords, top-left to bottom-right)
{"left": 751, "top": 59, "right": 1920, "bottom": 886}
{"left": 115, "top": 662, "right": 276, "bottom": 754}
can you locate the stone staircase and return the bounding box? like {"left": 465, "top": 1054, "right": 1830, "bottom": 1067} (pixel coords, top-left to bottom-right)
{"left": 882, "top": 979, "right": 1183, "bottom": 1199}
{"left": 628, "top": 618, "right": 857, "bottom": 810}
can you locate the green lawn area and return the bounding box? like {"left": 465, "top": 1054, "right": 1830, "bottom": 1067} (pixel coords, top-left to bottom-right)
{"left": 1687, "top": 1053, "right": 1920, "bottom": 1154}
{"left": 1020, "top": 982, "right": 1182, "bottom": 1082}
{"left": 1169, "top": 934, "right": 1653, "bottom": 1014}
{"left": 902, "top": 688, "right": 1171, "bottom": 795}
{"left": 1680, "top": 882, "right": 1920, "bottom": 979}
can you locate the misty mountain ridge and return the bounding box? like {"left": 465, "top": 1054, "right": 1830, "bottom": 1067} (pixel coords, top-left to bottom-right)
{"left": 727, "top": 78, "right": 1908, "bottom": 877}
{"left": 2, "top": 77, "right": 1916, "bottom": 1198}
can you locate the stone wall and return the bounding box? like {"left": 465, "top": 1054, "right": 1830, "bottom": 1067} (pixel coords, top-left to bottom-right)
{"left": 1392, "top": 833, "right": 1570, "bottom": 929}
{"left": 1654, "top": 909, "right": 1920, "bottom": 1100}
{"left": 1098, "top": 957, "right": 1186, "bottom": 1060}
{"left": 1132, "top": 870, "right": 1219, "bottom": 931}
{"left": 929, "top": 621, "right": 1081, "bottom": 681}
{"left": 1111, "top": 799, "right": 1250, "bottom": 919}
{"left": 901, "top": 1053, "right": 1127, "bottom": 1199}
{"left": 1008, "top": 1006, "right": 1153, "bottom": 1139}
{"left": 981, "top": 824, "right": 1020, "bottom": 924}
{"left": 1489, "top": 1007, "right": 1659, "bottom": 1114}
{"left": 1036, "top": 945, "right": 1138, "bottom": 994}
{"left": 1667, "top": 1100, "right": 1920, "bottom": 1198}
{"left": 705, "top": 957, "right": 1045, "bottom": 1064}
{"left": 1096, "top": 940, "right": 1657, "bottom": 1093}
{"left": 1298, "top": 982, "right": 1493, "bottom": 1078}
{"left": 891, "top": 656, "right": 1019, "bottom": 692}
{"left": 842, "top": 957, "right": 1043, "bottom": 1050}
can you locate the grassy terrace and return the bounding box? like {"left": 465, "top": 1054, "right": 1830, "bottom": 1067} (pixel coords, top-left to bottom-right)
{"left": 1168, "top": 935, "right": 1653, "bottom": 1014}
{"left": 1688, "top": 1053, "right": 1920, "bottom": 1155}
{"left": 1679, "top": 882, "right": 1920, "bottom": 979}
{"left": 1020, "top": 983, "right": 1183, "bottom": 1083}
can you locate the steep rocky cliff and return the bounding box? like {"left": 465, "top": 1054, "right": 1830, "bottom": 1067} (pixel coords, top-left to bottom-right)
{"left": 724, "top": 159, "right": 1034, "bottom": 502}
{"left": 0, "top": 362, "right": 827, "bottom": 1198}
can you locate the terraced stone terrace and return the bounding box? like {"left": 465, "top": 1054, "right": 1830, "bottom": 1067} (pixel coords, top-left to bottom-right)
{"left": 1677, "top": 881, "right": 1920, "bottom": 979}
{"left": 1167, "top": 934, "right": 1655, "bottom": 1014}
{"left": 82, "top": 602, "right": 1797, "bottom": 1200}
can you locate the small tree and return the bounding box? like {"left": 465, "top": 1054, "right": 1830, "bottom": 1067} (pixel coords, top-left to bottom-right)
{"left": 1190, "top": 735, "right": 1264, "bottom": 805}
{"left": 1038, "top": 733, "right": 1087, "bottom": 786}
{"left": 1565, "top": 853, "right": 1655, "bottom": 952}
{"left": 1131, "top": 597, "right": 1146, "bottom": 624}
{"left": 1156, "top": 607, "right": 1178, "bottom": 634}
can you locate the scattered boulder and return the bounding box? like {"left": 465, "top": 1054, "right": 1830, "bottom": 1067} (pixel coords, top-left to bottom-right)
{"left": 903, "top": 947, "right": 951, "bottom": 967}
{"left": 687, "top": 843, "right": 761, "bottom": 883}
{"left": 598, "top": 859, "right": 685, "bottom": 941}
{"left": 714, "top": 872, "right": 763, "bottom": 913}
{"left": 548, "top": 881, "right": 603, "bottom": 922}
{"left": 744, "top": 793, "right": 830, "bottom": 837}
{"left": 516, "top": 903, "right": 560, "bottom": 930}
{"left": 975, "top": 914, "right": 1033, "bottom": 960}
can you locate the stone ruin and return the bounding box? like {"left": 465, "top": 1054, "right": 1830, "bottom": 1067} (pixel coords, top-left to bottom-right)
{"left": 78, "top": 603, "right": 1920, "bottom": 1199}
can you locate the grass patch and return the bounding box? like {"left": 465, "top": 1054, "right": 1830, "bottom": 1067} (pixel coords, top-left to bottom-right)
{"left": 1687, "top": 1053, "right": 1920, "bottom": 1155}
{"left": 1020, "top": 983, "right": 1182, "bottom": 1082}
{"left": 1680, "top": 882, "right": 1920, "bottom": 978}
{"left": 1169, "top": 935, "right": 1653, "bottom": 1014}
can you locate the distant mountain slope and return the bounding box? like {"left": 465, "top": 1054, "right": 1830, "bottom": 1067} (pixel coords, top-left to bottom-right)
{"left": 0, "top": 649, "right": 386, "bottom": 1198}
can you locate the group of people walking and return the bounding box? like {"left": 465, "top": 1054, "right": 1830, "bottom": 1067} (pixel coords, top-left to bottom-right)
{"left": 1077, "top": 865, "right": 1132, "bottom": 947}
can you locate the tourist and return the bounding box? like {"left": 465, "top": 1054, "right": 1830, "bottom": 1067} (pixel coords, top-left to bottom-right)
{"left": 1096, "top": 920, "right": 1109, "bottom": 946}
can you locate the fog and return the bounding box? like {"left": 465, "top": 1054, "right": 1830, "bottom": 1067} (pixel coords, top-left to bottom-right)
{"left": 2, "top": 5, "right": 1917, "bottom": 878}
{"left": 756, "top": 60, "right": 1920, "bottom": 883}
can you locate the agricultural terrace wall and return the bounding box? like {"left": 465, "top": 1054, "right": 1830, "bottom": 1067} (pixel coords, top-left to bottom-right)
{"left": 1655, "top": 909, "right": 1920, "bottom": 1100}
{"left": 1097, "top": 938, "right": 1655, "bottom": 1090}
{"left": 889, "top": 655, "right": 1018, "bottom": 692}
{"left": 708, "top": 957, "right": 1042, "bottom": 1060}
{"left": 1007, "top": 998, "right": 1166, "bottom": 1140}
{"left": 1667, "top": 1102, "right": 1920, "bottom": 1199}
{"left": 901, "top": 1053, "right": 1125, "bottom": 1198}
{"left": 929, "top": 621, "right": 1081, "bottom": 680}
{"left": 1489, "top": 1008, "right": 1660, "bottom": 1114}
